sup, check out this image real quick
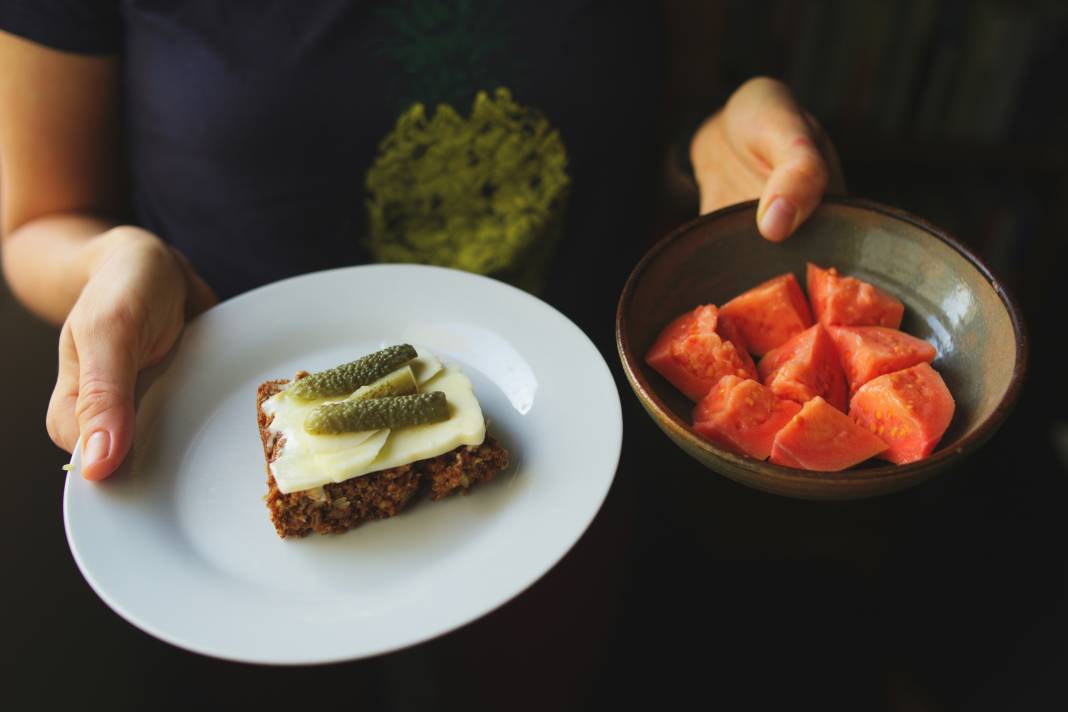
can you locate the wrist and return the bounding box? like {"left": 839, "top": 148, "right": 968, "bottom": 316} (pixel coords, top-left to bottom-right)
{"left": 86, "top": 226, "right": 189, "bottom": 307}
{"left": 85, "top": 226, "right": 169, "bottom": 279}
{"left": 83, "top": 227, "right": 215, "bottom": 319}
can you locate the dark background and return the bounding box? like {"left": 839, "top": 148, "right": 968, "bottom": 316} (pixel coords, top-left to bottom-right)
{"left": 3, "top": 1, "right": 1066, "bottom": 709}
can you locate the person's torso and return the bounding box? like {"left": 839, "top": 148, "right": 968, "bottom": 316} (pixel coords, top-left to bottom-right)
{"left": 120, "top": 0, "right": 665, "bottom": 302}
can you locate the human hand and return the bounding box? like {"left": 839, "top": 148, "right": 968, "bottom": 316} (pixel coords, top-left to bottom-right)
{"left": 46, "top": 227, "right": 217, "bottom": 480}
{"left": 690, "top": 77, "right": 845, "bottom": 242}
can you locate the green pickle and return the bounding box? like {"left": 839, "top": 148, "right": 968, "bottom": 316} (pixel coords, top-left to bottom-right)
{"left": 305, "top": 391, "right": 450, "bottom": 434}
{"left": 289, "top": 344, "right": 417, "bottom": 401}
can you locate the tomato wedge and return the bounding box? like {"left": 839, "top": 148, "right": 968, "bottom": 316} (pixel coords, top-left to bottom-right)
{"left": 850, "top": 362, "right": 955, "bottom": 464}
{"left": 807, "top": 263, "right": 904, "bottom": 328}
{"left": 646, "top": 304, "right": 758, "bottom": 401}
{"left": 693, "top": 376, "right": 802, "bottom": 461}
{"left": 770, "top": 396, "right": 889, "bottom": 471}
{"left": 827, "top": 326, "right": 937, "bottom": 393}
{"left": 715, "top": 312, "right": 758, "bottom": 381}
{"left": 757, "top": 323, "right": 848, "bottom": 411}
{"left": 719, "top": 273, "right": 813, "bottom": 356}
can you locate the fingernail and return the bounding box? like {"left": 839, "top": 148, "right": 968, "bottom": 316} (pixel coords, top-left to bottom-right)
{"left": 83, "top": 431, "right": 111, "bottom": 469}
{"left": 759, "top": 197, "right": 797, "bottom": 241}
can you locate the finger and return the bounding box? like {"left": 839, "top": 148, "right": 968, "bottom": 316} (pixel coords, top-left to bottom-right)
{"left": 755, "top": 126, "right": 830, "bottom": 242}
{"left": 692, "top": 116, "right": 768, "bottom": 215}
{"left": 73, "top": 315, "right": 139, "bottom": 481}
{"left": 46, "top": 321, "right": 82, "bottom": 453}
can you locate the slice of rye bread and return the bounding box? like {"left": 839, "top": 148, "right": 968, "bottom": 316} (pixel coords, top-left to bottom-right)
{"left": 257, "top": 376, "right": 509, "bottom": 538}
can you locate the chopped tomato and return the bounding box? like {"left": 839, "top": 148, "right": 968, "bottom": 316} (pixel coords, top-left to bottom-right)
{"left": 827, "top": 326, "right": 937, "bottom": 393}
{"left": 650, "top": 263, "right": 955, "bottom": 470}
{"left": 770, "top": 397, "right": 889, "bottom": 471}
{"left": 757, "top": 323, "right": 848, "bottom": 411}
{"left": 806, "top": 263, "right": 904, "bottom": 328}
{"left": 645, "top": 304, "right": 758, "bottom": 401}
{"left": 715, "top": 313, "right": 758, "bottom": 380}
{"left": 693, "top": 375, "right": 802, "bottom": 461}
{"left": 850, "top": 362, "right": 955, "bottom": 464}
{"left": 719, "top": 273, "right": 813, "bottom": 356}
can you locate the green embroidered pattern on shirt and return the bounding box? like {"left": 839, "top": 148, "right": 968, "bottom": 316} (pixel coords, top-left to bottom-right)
{"left": 366, "top": 88, "right": 569, "bottom": 292}
{"left": 364, "top": 1, "right": 570, "bottom": 292}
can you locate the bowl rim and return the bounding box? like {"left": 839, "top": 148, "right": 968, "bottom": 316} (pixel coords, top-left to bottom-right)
{"left": 615, "top": 195, "right": 1029, "bottom": 488}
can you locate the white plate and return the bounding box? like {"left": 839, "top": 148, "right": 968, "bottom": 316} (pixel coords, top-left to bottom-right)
{"left": 64, "top": 264, "right": 622, "bottom": 664}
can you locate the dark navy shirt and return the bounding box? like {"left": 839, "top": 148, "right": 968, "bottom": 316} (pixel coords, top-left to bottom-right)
{"left": 1, "top": 1, "right": 665, "bottom": 339}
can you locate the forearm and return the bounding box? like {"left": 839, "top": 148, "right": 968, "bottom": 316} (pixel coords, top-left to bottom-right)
{"left": 1, "top": 214, "right": 150, "bottom": 325}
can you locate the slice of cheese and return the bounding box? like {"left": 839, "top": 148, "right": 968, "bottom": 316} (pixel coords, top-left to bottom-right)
{"left": 357, "top": 365, "right": 486, "bottom": 478}
{"left": 408, "top": 349, "right": 443, "bottom": 385}
{"left": 262, "top": 349, "right": 482, "bottom": 494}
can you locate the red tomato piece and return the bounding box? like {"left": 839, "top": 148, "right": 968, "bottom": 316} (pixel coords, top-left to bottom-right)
{"left": 719, "top": 273, "right": 813, "bottom": 356}
{"left": 770, "top": 397, "right": 889, "bottom": 471}
{"left": 806, "top": 263, "right": 905, "bottom": 328}
{"left": 850, "top": 362, "right": 955, "bottom": 464}
{"left": 693, "top": 376, "right": 802, "bottom": 461}
{"left": 715, "top": 313, "right": 758, "bottom": 381}
{"left": 757, "top": 323, "right": 848, "bottom": 412}
{"left": 645, "top": 304, "right": 759, "bottom": 401}
{"left": 827, "top": 326, "right": 937, "bottom": 393}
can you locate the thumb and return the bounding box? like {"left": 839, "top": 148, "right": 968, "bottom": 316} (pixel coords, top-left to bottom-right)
{"left": 74, "top": 329, "right": 138, "bottom": 481}
{"left": 754, "top": 112, "right": 830, "bottom": 243}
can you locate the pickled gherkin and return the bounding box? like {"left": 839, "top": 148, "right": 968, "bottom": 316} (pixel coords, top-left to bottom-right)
{"left": 288, "top": 345, "right": 417, "bottom": 401}
{"left": 305, "top": 391, "right": 450, "bottom": 434}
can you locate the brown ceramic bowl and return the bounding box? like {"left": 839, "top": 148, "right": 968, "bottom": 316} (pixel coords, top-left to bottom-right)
{"left": 616, "top": 196, "right": 1027, "bottom": 499}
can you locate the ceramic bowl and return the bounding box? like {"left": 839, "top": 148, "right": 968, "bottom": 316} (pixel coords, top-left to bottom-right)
{"left": 616, "top": 197, "right": 1027, "bottom": 499}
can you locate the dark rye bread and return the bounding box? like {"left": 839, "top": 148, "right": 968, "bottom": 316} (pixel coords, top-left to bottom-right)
{"left": 257, "top": 376, "right": 509, "bottom": 538}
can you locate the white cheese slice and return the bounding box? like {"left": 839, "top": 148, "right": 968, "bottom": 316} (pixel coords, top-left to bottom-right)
{"left": 262, "top": 385, "right": 388, "bottom": 493}
{"left": 357, "top": 365, "right": 485, "bottom": 478}
{"left": 409, "top": 348, "right": 443, "bottom": 385}
{"left": 262, "top": 391, "right": 379, "bottom": 455}
{"left": 262, "top": 353, "right": 483, "bottom": 495}
{"left": 272, "top": 429, "right": 391, "bottom": 494}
